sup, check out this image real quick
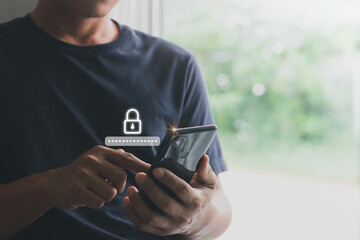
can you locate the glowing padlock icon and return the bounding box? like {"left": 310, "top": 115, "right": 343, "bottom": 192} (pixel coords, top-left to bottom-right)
{"left": 123, "top": 108, "right": 142, "bottom": 135}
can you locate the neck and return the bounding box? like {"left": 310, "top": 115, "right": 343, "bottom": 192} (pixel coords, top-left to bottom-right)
{"left": 30, "top": 2, "right": 119, "bottom": 46}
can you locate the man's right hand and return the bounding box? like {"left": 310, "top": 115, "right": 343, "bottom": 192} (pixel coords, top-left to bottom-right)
{"left": 47, "top": 145, "right": 150, "bottom": 210}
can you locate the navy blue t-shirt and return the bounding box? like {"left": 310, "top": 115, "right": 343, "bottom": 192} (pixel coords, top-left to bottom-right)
{"left": 0, "top": 15, "right": 227, "bottom": 240}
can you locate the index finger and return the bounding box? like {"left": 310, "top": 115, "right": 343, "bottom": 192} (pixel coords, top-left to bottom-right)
{"left": 103, "top": 147, "right": 150, "bottom": 173}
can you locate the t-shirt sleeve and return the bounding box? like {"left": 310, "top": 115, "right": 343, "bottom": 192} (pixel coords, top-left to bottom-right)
{"left": 179, "top": 54, "right": 227, "bottom": 175}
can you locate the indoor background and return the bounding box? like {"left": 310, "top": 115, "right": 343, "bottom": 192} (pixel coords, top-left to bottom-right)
{"left": 1, "top": 0, "right": 359, "bottom": 239}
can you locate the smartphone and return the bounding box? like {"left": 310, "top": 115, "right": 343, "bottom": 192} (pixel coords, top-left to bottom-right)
{"left": 139, "top": 125, "right": 217, "bottom": 210}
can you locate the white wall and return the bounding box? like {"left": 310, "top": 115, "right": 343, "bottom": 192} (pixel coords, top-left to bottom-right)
{"left": 0, "top": 0, "right": 37, "bottom": 23}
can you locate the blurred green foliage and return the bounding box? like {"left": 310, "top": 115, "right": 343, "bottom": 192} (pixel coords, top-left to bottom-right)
{"left": 165, "top": 0, "right": 359, "bottom": 181}
{"left": 166, "top": 1, "right": 355, "bottom": 143}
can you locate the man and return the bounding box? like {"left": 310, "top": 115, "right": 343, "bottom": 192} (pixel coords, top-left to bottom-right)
{"left": 0, "top": 0, "right": 232, "bottom": 239}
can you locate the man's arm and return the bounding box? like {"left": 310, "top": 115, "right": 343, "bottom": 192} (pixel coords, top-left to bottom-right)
{"left": 124, "top": 155, "right": 232, "bottom": 239}
{"left": 0, "top": 146, "right": 150, "bottom": 240}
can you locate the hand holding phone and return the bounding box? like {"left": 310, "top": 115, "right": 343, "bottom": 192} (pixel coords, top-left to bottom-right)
{"left": 139, "top": 125, "right": 217, "bottom": 209}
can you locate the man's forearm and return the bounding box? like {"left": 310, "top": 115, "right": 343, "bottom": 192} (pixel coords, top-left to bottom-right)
{"left": 183, "top": 183, "right": 232, "bottom": 240}
{"left": 0, "top": 171, "right": 54, "bottom": 239}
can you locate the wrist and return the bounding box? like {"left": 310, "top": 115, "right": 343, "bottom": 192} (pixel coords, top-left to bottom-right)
{"left": 33, "top": 169, "right": 60, "bottom": 211}
{"left": 182, "top": 200, "right": 218, "bottom": 240}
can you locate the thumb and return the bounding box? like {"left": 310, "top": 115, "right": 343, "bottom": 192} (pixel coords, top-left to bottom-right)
{"left": 196, "top": 155, "right": 217, "bottom": 187}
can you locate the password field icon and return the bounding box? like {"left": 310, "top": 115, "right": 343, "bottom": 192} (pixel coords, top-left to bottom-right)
{"left": 105, "top": 136, "right": 160, "bottom": 146}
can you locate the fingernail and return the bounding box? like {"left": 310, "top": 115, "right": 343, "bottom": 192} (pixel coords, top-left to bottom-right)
{"left": 136, "top": 174, "right": 147, "bottom": 186}
{"left": 154, "top": 168, "right": 165, "bottom": 178}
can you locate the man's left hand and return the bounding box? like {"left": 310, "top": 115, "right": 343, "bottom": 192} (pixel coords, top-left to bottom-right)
{"left": 123, "top": 155, "right": 217, "bottom": 236}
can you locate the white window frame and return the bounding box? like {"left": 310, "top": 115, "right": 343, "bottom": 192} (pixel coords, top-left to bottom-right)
{"left": 110, "top": 0, "right": 164, "bottom": 37}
